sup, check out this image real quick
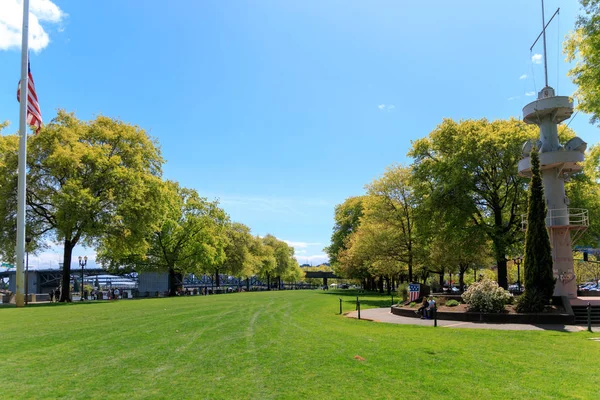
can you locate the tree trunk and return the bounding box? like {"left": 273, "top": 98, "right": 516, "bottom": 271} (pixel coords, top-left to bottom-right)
{"left": 459, "top": 264, "right": 467, "bottom": 293}
{"left": 168, "top": 267, "right": 181, "bottom": 296}
{"left": 215, "top": 268, "right": 220, "bottom": 288}
{"left": 438, "top": 269, "right": 445, "bottom": 289}
{"left": 246, "top": 277, "right": 250, "bottom": 291}
{"left": 494, "top": 238, "right": 508, "bottom": 289}
{"left": 278, "top": 276, "right": 281, "bottom": 290}
{"left": 378, "top": 276, "right": 384, "bottom": 293}
{"left": 493, "top": 208, "right": 509, "bottom": 289}
{"left": 407, "top": 253, "right": 413, "bottom": 283}
{"left": 386, "top": 276, "right": 391, "bottom": 295}
{"left": 267, "top": 273, "right": 270, "bottom": 291}
{"left": 59, "top": 239, "right": 75, "bottom": 302}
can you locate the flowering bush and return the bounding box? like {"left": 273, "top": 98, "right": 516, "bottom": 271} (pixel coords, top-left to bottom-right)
{"left": 461, "top": 278, "right": 512, "bottom": 313}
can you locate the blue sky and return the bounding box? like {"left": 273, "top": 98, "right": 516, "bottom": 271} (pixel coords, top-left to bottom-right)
{"left": 0, "top": 0, "right": 597, "bottom": 269}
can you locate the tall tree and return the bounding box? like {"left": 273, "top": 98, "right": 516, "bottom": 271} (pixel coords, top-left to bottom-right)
{"left": 409, "top": 118, "right": 537, "bottom": 289}
{"left": 262, "top": 235, "right": 297, "bottom": 289}
{"left": 222, "top": 222, "right": 258, "bottom": 280}
{"left": 324, "top": 196, "right": 364, "bottom": 269}
{"left": 255, "top": 237, "right": 276, "bottom": 288}
{"left": 565, "top": 0, "right": 600, "bottom": 125}
{"left": 0, "top": 111, "right": 165, "bottom": 301}
{"left": 566, "top": 143, "right": 600, "bottom": 246}
{"left": 97, "top": 181, "right": 229, "bottom": 295}
{"left": 520, "top": 148, "right": 555, "bottom": 311}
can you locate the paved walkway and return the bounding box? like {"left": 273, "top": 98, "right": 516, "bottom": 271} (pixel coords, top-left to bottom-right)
{"left": 346, "top": 307, "right": 599, "bottom": 332}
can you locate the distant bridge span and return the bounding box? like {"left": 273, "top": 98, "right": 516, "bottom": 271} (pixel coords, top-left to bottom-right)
{"left": 303, "top": 271, "right": 342, "bottom": 286}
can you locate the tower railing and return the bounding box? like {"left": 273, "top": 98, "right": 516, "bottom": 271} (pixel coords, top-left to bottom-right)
{"left": 521, "top": 208, "right": 589, "bottom": 230}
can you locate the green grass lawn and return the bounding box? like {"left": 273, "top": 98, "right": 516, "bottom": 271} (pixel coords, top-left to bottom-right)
{"left": 1, "top": 290, "right": 599, "bottom": 399}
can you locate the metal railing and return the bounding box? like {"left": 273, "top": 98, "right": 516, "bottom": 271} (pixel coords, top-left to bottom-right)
{"left": 522, "top": 208, "right": 589, "bottom": 230}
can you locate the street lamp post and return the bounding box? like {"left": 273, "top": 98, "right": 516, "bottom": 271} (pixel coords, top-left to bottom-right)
{"left": 24, "top": 237, "right": 31, "bottom": 305}
{"left": 78, "top": 256, "right": 87, "bottom": 301}
{"left": 513, "top": 256, "right": 523, "bottom": 292}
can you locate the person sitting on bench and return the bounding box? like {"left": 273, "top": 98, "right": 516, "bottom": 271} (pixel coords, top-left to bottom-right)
{"left": 417, "top": 298, "right": 429, "bottom": 319}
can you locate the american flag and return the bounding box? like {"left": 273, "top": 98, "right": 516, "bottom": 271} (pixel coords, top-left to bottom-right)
{"left": 409, "top": 284, "right": 420, "bottom": 302}
{"left": 17, "top": 62, "right": 43, "bottom": 134}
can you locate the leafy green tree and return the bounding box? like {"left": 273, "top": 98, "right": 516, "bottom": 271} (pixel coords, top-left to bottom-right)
{"left": 565, "top": 0, "right": 600, "bottom": 125}
{"left": 0, "top": 127, "right": 47, "bottom": 261}
{"left": 97, "top": 181, "right": 228, "bottom": 296}
{"left": 261, "top": 235, "right": 297, "bottom": 289}
{"left": 567, "top": 144, "right": 600, "bottom": 246}
{"left": 255, "top": 237, "right": 276, "bottom": 288}
{"left": 334, "top": 166, "right": 421, "bottom": 293}
{"left": 574, "top": 253, "right": 600, "bottom": 283}
{"left": 0, "top": 111, "right": 165, "bottom": 302}
{"left": 427, "top": 220, "right": 491, "bottom": 292}
{"left": 519, "top": 148, "right": 555, "bottom": 312}
{"left": 409, "top": 118, "right": 538, "bottom": 289}
{"left": 222, "top": 222, "right": 258, "bottom": 281}
{"left": 324, "top": 196, "right": 364, "bottom": 268}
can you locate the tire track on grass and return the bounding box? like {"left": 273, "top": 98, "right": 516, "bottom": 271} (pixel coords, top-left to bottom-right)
{"left": 245, "top": 296, "right": 274, "bottom": 399}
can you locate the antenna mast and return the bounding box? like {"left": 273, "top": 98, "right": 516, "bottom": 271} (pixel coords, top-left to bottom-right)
{"left": 541, "top": 0, "right": 548, "bottom": 87}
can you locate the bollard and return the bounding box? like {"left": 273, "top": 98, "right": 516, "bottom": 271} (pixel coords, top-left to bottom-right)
{"left": 357, "top": 299, "right": 361, "bottom": 320}
{"left": 434, "top": 305, "right": 438, "bottom": 327}
{"left": 339, "top": 298, "right": 343, "bottom": 315}
{"left": 588, "top": 302, "right": 592, "bottom": 333}
{"left": 356, "top": 296, "right": 359, "bottom": 311}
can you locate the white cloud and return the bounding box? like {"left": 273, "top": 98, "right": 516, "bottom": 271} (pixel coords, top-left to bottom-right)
{"left": 217, "top": 195, "right": 331, "bottom": 217}
{"left": 531, "top": 53, "right": 543, "bottom": 64}
{"left": 519, "top": 74, "right": 527, "bottom": 80}
{"left": 525, "top": 91, "right": 536, "bottom": 97}
{"left": 507, "top": 96, "right": 520, "bottom": 101}
{"left": 280, "top": 239, "right": 321, "bottom": 249}
{"left": 377, "top": 104, "right": 395, "bottom": 112}
{"left": 295, "top": 249, "right": 307, "bottom": 254}
{"left": 0, "top": 0, "right": 66, "bottom": 52}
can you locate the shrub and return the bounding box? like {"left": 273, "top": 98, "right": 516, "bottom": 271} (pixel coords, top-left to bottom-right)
{"left": 397, "top": 283, "right": 409, "bottom": 302}
{"left": 515, "top": 288, "right": 545, "bottom": 313}
{"left": 409, "top": 302, "right": 416, "bottom": 308}
{"left": 461, "top": 278, "right": 512, "bottom": 313}
{"left": 445, "top": 299, "right": 460, "bottom": 307}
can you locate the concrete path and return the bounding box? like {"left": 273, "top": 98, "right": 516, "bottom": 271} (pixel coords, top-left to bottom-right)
{"left": 346, "top": 307, "right": 599, "bottom": 332}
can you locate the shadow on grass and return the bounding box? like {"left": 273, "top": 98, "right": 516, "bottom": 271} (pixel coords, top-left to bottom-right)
{"left": 0, "top": 300, "right": 111, "bottom": 309}
{"left": 318, "top": 289, "right": 398, "bottom": 309}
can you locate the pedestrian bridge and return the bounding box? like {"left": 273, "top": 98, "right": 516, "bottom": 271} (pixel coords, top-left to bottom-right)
{"left": 303, "top": 271, "right": 341, "bottom": 286}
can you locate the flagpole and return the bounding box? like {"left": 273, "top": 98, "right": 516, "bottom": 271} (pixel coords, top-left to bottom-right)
{"left": 15, "top": 0, "right": 30, "bottom": 308}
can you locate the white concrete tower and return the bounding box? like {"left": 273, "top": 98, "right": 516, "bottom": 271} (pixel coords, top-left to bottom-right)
{"left": 518, "top": 87, "right": 588, "bottom": 298}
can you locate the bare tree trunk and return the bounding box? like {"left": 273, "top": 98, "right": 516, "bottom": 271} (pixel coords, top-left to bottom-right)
{"left": 386, "top": 276, "right": 391, "bottom": 295}
{"left": 168, "top": 267, "right": 181, "bottom": 296}
{"left": 59, "top": 239, "right": 74, "bottom": 302}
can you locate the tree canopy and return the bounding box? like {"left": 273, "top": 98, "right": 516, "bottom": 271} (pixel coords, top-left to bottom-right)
{"left": 0, "top": 111, "right": 165, "bottom": 301}
{"left": 565, "top": 0, "right": 600, "bottom": 125}
{"left": 409, "top": 118, "right": 538, "bottom": 288}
